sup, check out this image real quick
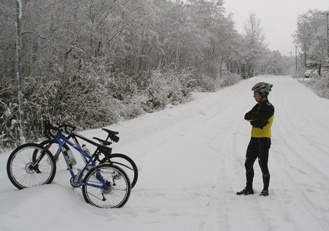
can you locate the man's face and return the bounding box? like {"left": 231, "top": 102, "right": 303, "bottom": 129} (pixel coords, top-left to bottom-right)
{"left": 253, "top": 91, "right": 262, "bottom": 102}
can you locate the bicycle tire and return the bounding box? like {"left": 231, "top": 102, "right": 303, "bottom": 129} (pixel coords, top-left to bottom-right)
{"left": 82, "top": 164, "right": 131, "bottom": 208}
{"left": 99, "top": 153, "right": 138, "bottom": 189}
{"left": 7, "top": 143, "right": 57, "bottom": 189}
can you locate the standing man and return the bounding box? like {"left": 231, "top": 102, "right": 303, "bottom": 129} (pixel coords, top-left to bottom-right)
{"left": 237, "top": 82, "right": 274, "bottom": 196}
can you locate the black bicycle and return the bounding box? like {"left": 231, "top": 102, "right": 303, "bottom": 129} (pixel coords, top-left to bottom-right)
{"left": 7, "top": 120, "right": 131, "bottom": 208}
{"left": 38, "top": 123, "right": 138, "bottom": 189}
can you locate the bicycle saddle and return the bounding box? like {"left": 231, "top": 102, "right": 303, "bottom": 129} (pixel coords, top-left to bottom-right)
{"left": 102, "top": 128, "right": 119, "bottom": 135}
{"left": 102, "top": 128, "right": 120, "bottom": 143}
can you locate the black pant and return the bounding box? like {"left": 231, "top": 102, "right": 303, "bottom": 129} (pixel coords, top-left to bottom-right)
{"left": 245, "top": 137, "right": 271, "bottom": 190}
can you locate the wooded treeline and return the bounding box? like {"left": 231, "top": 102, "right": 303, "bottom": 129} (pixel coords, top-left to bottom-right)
{"left": 0, "top": 0, "right": 289, "bottom": 147}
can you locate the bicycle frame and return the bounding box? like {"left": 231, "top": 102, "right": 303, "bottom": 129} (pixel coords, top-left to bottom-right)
{"left": 45, "top": 130, "right": 111, "bottom": 189}
{"left": 50, "top": 130, "right": 113, "bottom": 165}
{"left": 71, "top": 131, "right": 112, "bottom": 160}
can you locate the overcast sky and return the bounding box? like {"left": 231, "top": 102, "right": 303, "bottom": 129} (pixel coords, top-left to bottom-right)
{"left": 223, "top": 0, "right": 329, "bottom": 56}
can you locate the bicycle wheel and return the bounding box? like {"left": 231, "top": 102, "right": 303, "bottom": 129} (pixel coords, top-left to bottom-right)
{"left": 7, "top": 143, "right": 57, "bottom": 189}
{"left": 39, "top": 139, "right": 69, "bottom": 170}
{"left": 82, "top": 164, "right": 131, "bottom": 208}
{"left": 99, "top": 153, "right": 138, "bottom": 189}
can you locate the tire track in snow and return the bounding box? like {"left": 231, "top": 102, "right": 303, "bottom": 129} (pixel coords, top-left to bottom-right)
{"left": 204, "top": 78, "right": 266, "bottom": 230}
{"left": 209, "top": 76, "right": 329, "bottom": 230}
{"left": 183, "top": 80, "right": 253, "bottom": 230}
{"left": 271, "top": 142, "right": 329, "bottom": 230}
{"left": 116, "top": 76, "right": 329, "bottom": 230}
{"left": 268, "top": 76, "right": 329, "bottom": 230}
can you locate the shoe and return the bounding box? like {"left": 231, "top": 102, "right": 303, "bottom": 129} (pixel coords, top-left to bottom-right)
{"left": 236, "top": 187, "right": 254, "bottom": 195}
{"left": 260, "top": 189, "right": 269, "bottom": 196}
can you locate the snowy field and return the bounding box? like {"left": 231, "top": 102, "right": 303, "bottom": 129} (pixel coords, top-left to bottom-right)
{"left": 1, "top": 75, "right": 329, "bottom": 231}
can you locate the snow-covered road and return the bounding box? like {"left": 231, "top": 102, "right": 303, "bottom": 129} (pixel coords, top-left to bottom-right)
{"left": 1, "top": 75, "right": 329, "bottom": 231}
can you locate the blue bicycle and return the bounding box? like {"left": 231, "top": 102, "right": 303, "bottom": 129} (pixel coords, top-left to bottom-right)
{"left": 38, "top": 123, "right": 138, "bottom": 188}
{"left": 6, "top": 120, "right": 131, "bottom": 208}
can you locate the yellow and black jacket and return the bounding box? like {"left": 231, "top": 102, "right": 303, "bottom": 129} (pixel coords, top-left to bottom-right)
{"left": 244, "top": 99, "right": 274, "bottom": 138}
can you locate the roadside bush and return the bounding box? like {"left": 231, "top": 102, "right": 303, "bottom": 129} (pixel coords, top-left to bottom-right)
{"left": 217, "top": 72, "right": 242, "bottom": 89}
{"left": 0, "top": 65, "right": 241, "bottom": 148}
{"left": 311, "top": 75, "right": 329, "bottom": 99}
{"left": 300, "top": 71, "right": 329, "bottom": 99}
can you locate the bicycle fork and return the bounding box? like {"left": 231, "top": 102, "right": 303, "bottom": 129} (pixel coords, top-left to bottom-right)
{"left": 31, "top": 143, "right": 53, "bottom": 173}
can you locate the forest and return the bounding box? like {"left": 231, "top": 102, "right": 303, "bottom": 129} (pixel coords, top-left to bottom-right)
{"left": 0, "top": 0, "right": 325, "bottom": 148}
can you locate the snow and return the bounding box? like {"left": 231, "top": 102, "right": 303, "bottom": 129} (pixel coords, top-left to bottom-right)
{"left": 1, "top": 75, "right": 329, "bottom": 231}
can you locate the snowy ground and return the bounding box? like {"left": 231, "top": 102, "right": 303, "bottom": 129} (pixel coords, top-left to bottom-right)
{"left": 1, "top": 75, "right": 329, "bottom": 231}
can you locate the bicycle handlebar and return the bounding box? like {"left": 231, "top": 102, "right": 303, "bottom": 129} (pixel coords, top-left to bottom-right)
{"left": 42, "top": 119, "right": 120, "bottom": 145}
{"left": 42, "top": 119, "right": 76, "bottom": 138}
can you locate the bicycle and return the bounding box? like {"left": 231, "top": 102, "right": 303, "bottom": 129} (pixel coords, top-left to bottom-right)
{"left": 7, "top": 120, "right": 131, "bottom": 208}
{"left": 38, "top": 123, "right": 138, "bottom": 188}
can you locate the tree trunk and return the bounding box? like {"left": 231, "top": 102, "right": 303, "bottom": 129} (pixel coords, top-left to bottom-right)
{"left": 16, "top": 0, "right": 26, "bottom": 143}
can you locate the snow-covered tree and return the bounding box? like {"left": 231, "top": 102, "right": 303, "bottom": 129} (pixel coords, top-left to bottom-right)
{"left": 0, "top": 0, "right": 289, "bottom": 148}
{"left": 242, "top": 13, "right": 267, "bottom": 77}
{"left": 293, "top": 9, "right": 328, "bottom": 73}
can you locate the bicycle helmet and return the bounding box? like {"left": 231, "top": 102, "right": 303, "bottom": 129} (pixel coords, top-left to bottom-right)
{"left": 252, "top": 82, "right": 273, "bottom": 97}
